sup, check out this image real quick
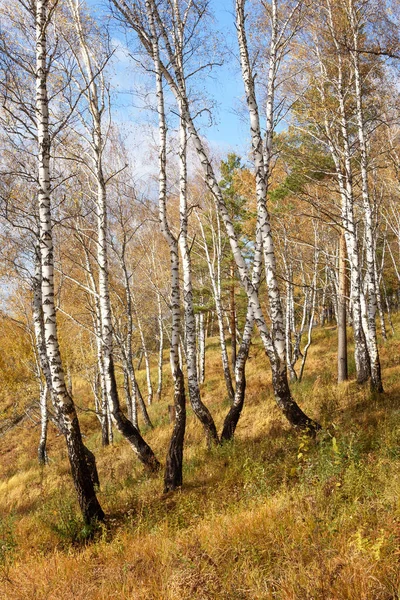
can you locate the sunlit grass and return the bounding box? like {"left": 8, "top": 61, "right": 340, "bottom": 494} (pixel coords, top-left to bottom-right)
{"left": 1, "top": 319, "right": 400, "bottom": 599}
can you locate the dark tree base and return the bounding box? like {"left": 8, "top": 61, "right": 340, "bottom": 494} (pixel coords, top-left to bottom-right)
{"left": 370, "top": 354, "right": 384, "bottom": 394}
{"left": 108, "top": 357, "right": 159, "bottom": 471}
{"left": 136, "top": 382, "right": 154, "bottom": 429}
{"left": 272, "top": 367, "right": 321, "bottom": 436}
{"left": 221, "top": 372, "right": 246, "bottom": 442}
{"left": 164, "top": 368, "right": 186, "bottom": 492}
{"left": 38, "top": 443, "right": 48, "bottom": 466}
{"left": 84, "top": 445, "right": 100, "bottom": 488}
{"left": 64, "top": 415, "right": 105, "bottom": 524}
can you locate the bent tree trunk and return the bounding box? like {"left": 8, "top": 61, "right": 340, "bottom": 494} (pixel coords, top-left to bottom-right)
{"left": 222, "top": 230, "right": 262, "bottom": 441}
{"left": 36, "top": 0, "right": 103, "bottom": 524}
{"left": 122, "top": 0, "right": 318, "bottom": 434}
{"left": 196, "top": 210, "right": 234, "bottom": 401}
{"left": 147, "top": 7, "right": 186, "bottom": 490}
{"left": 135, "top": 376, "right": 154, "bottom": 429}
{"left": 69, "top": 0, "right": 159, "bottom": 470}
{"left": 177, "top": 105, "right": 219, "bottom": 446}
{"left": 221, "top": 309, "right": 253, "bottom": 441}
{"left": 164, "top": 366, "right": 186, "bottom": 492}
{"left": 97, "top": 149, "right": 157, "bottom": 469}
{"left": 108, "top": 357, "right": 159, "bottom": 470}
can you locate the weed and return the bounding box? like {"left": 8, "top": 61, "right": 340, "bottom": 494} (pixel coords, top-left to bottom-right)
{"left": 0, "top": 515, "right": 16, "bottom": 581}
{"left": 39, "top": 487, "right": 100, "bottom": 548}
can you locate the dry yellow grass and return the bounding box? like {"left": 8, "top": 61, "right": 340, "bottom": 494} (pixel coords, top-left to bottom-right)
{"left": 1, "top": 323, "right": 400, "bottom": 599}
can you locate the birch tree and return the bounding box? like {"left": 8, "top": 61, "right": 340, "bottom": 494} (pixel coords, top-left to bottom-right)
{"left": 1, "top": 0, "right": 107, "bottom": 521}
{"left": 65, "top": 0, "right": 159, "bottom": 468}
{"left": 111, "top": 0, "right": 319, "bottom": 434}
{"left": 35, "top": 0, "right": 104, "bottom": 523}
{"left": 195, "top": 202, "right": 235, "bottom": 402}
{"left": 292, "top": 0, "right": 389, "bottom": 390}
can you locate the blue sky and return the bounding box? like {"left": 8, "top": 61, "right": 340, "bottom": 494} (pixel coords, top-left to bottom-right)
{"left": 201, "top": 0, "right": 250, "bottom": 151}
{"left": 89, "top": 0, "right": 250, "bottom": 157}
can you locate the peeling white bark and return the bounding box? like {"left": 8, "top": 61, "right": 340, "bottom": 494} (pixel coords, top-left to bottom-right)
{"left": 36, "top": 0, "right": 104, "bottom": 522}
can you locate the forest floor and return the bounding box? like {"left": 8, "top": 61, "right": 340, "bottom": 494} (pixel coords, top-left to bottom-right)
{"left": 1, "top": 323, "right": 400, "bottom": 599}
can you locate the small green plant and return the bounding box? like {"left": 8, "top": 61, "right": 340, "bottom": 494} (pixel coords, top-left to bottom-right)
{"left": 0, "top": 515, "right": 16, "bottom": 581}
{"left": 40, "top": 488, "right": 99, "bottom": 547}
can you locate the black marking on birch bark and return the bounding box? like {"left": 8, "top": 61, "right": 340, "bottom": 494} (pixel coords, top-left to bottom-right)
{"left": 108, "top": 356, "right": 159, "bottom": 471}
{"left": 164, "top": 367, "right": 186, "bottom": 492}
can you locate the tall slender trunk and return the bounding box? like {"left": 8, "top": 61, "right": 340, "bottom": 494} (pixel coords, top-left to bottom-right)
{"left": 36, "top": 0, "right": 103, "bottom": 523}
{"left": 69, "top": 0, "right": 158, "bottom": 468}
{"left": 147, "top": 3, "right": 186, "bottom": 490}
{"left": 198, "top": 312, "right": 205, "bottom": 385}
{"left": 132, "top": 292, "right": 153, "bottom": 406}
{"left": 33, "top": 246, "right": 53, "bottom": 463}
{"left": 375, "top": 263, "right": 387, "bottom": 341}
{"left": 98, "top": 176, "right": 154, "bottom": 459}
{"left": 123, "top": 366, "right": 135, "bottom": 426}
{"left": 135, "top": 377, "right": 153, "bottom": 429}
{"left": 282, "top": 251, "right": 297, "bottom": 382}
{"left": 120, "top": 254, "right": 152, "bottom": 428}
{"left": 221, "top": 231, "right": 262, "bottom": 441}
{"left": 381, "top": 256, "right": 395, "bottom": 335}
{"left": 93, "top": 314, "right": 110, "bottom": 446}
{"left": 230, "top": 262, "right": 237, "bottom": 372}
{"left": 335, "top": 53, "right": 370, "bottom": 385}
{"left": 177, "top": 104, "right": 219, "bottom": 446}
{"left": 298, "top": 237, "right": 319, "bottom": 382}
{"left": 156, "top": 291, "right": 164, "bottom": 400}
{"left": 349, "top": 0, "right": 383, "bottom": 391}
{"left": 235, "top": 0, "right": 319, "bottom": 432}
{"left": 337, "top": 231, "right": 348, "bottom": 382}
{"left": 38, "top": 381, "right": 49, "bottom": 465}
{"left": 97, "top": 183, "right": 156, "bottom": 463}
{"left": 81, "top": 241, "right": 110, "bottom": 446}
{"left": 196, "top": 211, "right": 234, "bottom": 401}
{"left": 315, "top": 17, "right": 370, "bottom": 385}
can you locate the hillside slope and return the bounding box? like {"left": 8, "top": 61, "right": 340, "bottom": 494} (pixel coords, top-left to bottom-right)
{"left": 1, "top": 324, "right": 400, "bottom": 600}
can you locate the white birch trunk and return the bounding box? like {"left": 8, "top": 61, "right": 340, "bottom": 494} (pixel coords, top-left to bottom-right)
{"left": 221, "top": 227, "right": 263, "bottom": 440}
{"left": 124, "top": 0, "right": 319, "bottom": 432}
{"left": 81, "top": 243, "right": 110, "bottom": 445}
{"left": 69, "top": 0, "right": 159, "bottom": 469}
{"left": 146, "top": 0, "right": 186, "bottom": 489}
{"left": 348, "top": 0, "right": 383, "bottom": 391}
{"left": 315, "top": 18, "right": 370, "bottom": 384}
{"left": 36, "top": 0, "right": 104, "bottom": 523}
{"left": 177, "top": 103, "right": 219, "bottom": 445}
{"left": 196, "top": 211, "right": 234, "bottom": 400}
{"left": 198, "top": 312, "right": 205, "bottom": 385}
{"left": 38, "top": 381, "right": 49, "bottom": 465}
{"left": 299, "top": 233, "right": 319, "bottom": 382}
{"left": 156, "top": 291, "right": 164, "bottom": 400}
{"left": 132, "top": 291, "right": 153, "bottom": 406}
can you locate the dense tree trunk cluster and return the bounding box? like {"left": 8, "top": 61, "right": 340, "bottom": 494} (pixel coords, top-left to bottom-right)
{"left": 0, "top": 0, "right": 398, "bottom": 525}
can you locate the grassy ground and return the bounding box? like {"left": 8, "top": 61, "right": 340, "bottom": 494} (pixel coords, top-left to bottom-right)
{"left": 1, "top": 323, "right": 400, "bottom": 599}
